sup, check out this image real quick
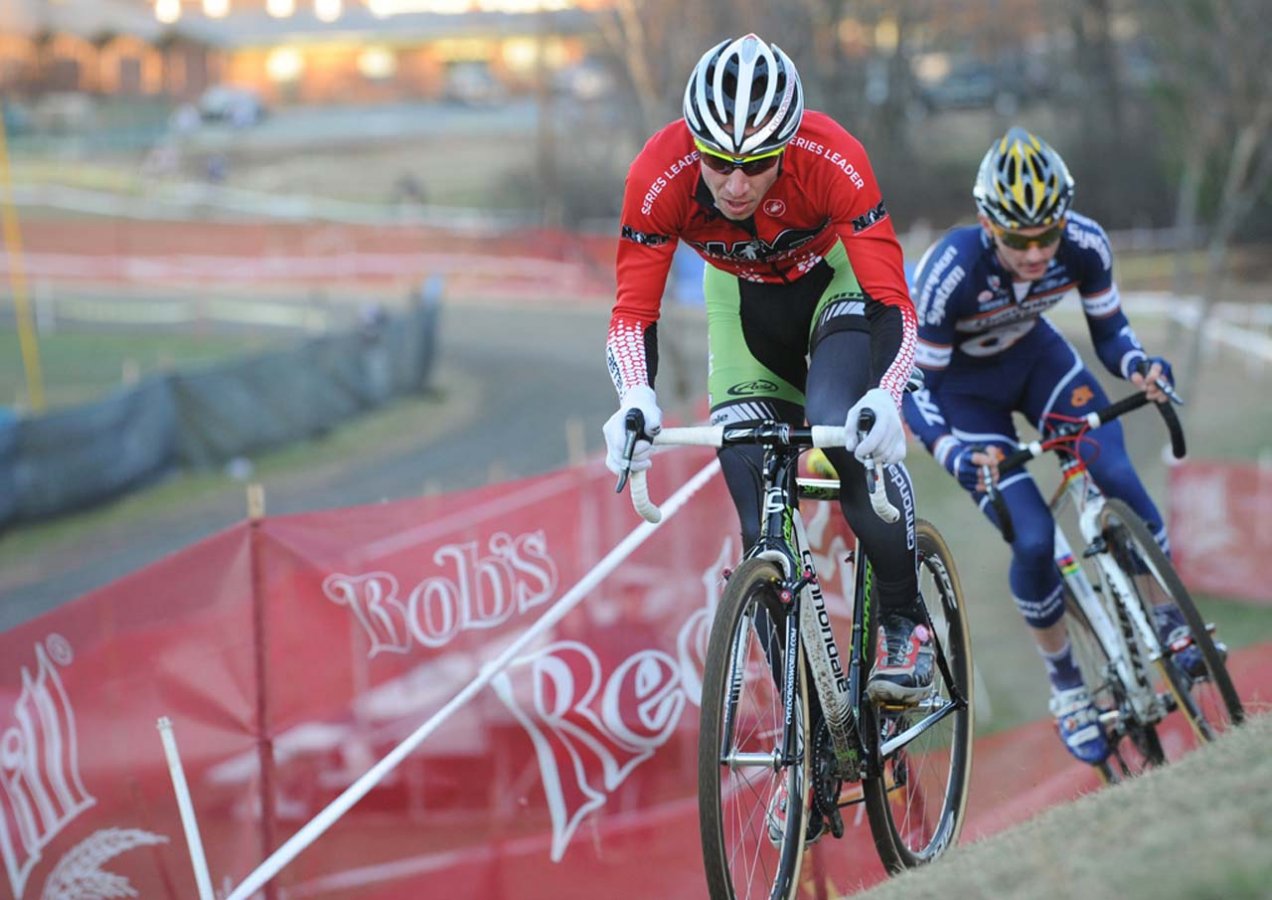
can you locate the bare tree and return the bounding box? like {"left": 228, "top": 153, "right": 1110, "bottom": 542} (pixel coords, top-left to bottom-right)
{"left": 1135, "top": 0, "right": 1272, "bottom": 399}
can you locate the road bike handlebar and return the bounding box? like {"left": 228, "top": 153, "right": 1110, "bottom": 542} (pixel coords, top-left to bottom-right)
{"left": 987, "top": 373, "right": 1186, "bottom": 543}
{"left": 615, "top": 412, "right": 898, "bottom": 525}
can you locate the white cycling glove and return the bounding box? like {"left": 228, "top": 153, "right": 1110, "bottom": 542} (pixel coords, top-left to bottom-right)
{"left": 603, "top": 384, "right": 663, "bottom": 476}
{"left": 843, "top": 388, "right": 907, "bottom": 466}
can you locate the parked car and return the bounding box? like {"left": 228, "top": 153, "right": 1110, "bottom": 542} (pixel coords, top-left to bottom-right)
{"left": 442, "top": 62, "right": 507, "bottom": 107}
{"left": 199, "top": 86, "right": 266, "bottom": 127}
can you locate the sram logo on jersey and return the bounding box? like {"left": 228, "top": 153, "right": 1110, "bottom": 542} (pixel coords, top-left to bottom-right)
{"left": 620, "top": 224, "right": 670, "bottom": 247}
{"left": 727, "top": 379, "right": 779, "bottom": 396}
{"left": 688, "top": 225, "right": 822, "bottom": 263}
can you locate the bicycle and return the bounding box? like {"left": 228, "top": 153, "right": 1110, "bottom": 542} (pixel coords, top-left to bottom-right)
{"left": 985, "top": 381, "right": 1244, "bottom": 783}
{"left": 617, "top": 410, "right": 974, "bottom": 898}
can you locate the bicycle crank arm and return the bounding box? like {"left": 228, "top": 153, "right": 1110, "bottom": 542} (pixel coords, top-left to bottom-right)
{"left": 877, "top": 700, "right": 964, "bottom": 758}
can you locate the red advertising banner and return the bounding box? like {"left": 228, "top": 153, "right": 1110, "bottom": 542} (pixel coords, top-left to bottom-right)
{"left": 1, "top": 452, "right": 1268, "bottom": 900}
{"left": 1169, "top": 460, "right": 1272, "bottom": 604}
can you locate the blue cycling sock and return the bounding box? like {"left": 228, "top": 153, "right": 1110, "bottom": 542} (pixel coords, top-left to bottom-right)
{"left": 1041, "top": 641, "right": 1083, "bottom": 691}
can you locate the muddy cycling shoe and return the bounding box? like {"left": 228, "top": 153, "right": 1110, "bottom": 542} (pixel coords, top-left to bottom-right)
{"left": 1154, "top": 605, "right": 1226, "bottom": 679}
{"left": 866, "top": 614, "right": 934, "bottom": 706}
{"left": 1049, "top": 686, "right": 1110, "bottom": 765}
{"left": 766, "top": 781, "right": 824, "bottom": 849}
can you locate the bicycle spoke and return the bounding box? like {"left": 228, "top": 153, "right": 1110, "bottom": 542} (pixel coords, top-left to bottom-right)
{"left": 863, "top": 522, "right": 973, "bottom": 871}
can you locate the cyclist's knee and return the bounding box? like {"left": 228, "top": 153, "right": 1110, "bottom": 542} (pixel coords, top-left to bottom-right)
{"left": 1009, "top": 520, "right": 1054, "bottom": 571}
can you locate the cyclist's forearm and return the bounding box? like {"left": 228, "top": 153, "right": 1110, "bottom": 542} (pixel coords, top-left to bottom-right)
{"left": 1084, "top": 290, "right": 1147, "bottom": 380}
{"left": 606, "top": 316, "right": 660, "bottom": 395}
{"left": 901, "top": 389, "right": 952, "bottom": 458}
{"left": 864, "top": 300, "right": 917, "bottom": 404}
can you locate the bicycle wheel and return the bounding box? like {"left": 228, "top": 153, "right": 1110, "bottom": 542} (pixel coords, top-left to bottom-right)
{"left": 1060, "top": 586, "right": 1165, "bottom": 782}
{"left": 699, "top": 558, "right": 811, "bottom": 900}
{"left": 862, "top": 520, "right": 974, "bottom": 872}
{"left": 1098, "top": 499, "right": 1244, "bottom": 745}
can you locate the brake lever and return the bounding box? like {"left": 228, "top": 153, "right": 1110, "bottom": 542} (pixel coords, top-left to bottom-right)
{"left": 614, "top": 409, "right": 646, "bottom": 494}
{"left": 1134, "top": 358, "right": 1184, "bottom": 406}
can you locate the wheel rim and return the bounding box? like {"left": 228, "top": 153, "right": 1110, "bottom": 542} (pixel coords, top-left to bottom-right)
{"left": 875, "top": 534, "right": 972, "bottom": 864}
{"left": 701, "top": 565, "right": 808, "bottom": 899}
{"left": 1100, "top": 502, "right": 1242, "bottom": 752}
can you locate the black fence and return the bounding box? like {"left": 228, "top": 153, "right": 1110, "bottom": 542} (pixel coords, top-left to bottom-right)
{"left": 0, "top": 298, "right": 439, "bottom": 527}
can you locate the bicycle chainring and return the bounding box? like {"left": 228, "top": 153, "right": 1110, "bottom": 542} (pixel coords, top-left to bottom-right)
{"left": 812, "top": 720, "right": 846, "bottom": 840}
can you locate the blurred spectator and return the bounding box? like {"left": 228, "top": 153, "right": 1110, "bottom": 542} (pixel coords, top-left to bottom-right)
{"left": 205, "top": 153, "right": 229, "bottom": 185}
{"left": 393, "top": 172, "right": 428, "bottom": 207}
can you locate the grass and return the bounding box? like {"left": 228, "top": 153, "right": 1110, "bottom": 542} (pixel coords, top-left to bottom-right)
{"left": 0, "top": 366, "right": 476, "bottom": 560}
{"left": 856, "top": 711, "right": 1272, "bottom": 900}
{"left": 0, "top": 327, "right": 282, "bottom": 410}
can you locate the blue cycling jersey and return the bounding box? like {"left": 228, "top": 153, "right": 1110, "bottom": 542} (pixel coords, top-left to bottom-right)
{"left": 904, "top": 213, "right": 1149, "bottom": 455}
{"left": 900, "top": 213, "right": 1167, "bottom": 629}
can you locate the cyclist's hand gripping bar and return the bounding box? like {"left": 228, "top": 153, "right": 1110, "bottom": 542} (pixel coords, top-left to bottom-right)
{"left": 987, "top": 382, "right": 1188, "bottom": 543}
{"left": 618, "top": 420, "right": 901, "bottom": 525}
{"left": 856, "top": 408, "right": 900, "bottom": 524}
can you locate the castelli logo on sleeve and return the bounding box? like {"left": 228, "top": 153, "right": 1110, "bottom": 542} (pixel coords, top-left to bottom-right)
{"left": 763, "top": 198, "right": 787, "bottom": 217}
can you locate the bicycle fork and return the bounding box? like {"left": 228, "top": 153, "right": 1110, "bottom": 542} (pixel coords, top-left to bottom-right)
{"left": 1056, "top": 509, "right": 1163, "bottom": 726}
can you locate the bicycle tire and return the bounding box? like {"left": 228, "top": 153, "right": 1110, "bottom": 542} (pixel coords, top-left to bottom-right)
{"left": 698, "top": 558, "right": 811, "bottom": 900}
{"left": 1060, "top": 586, "right": 1165, "bottom": 782}
{"left": 1098, "top": 499, "right": 1244, "bottom": 741}
{"left": 862, "top": 520, "right": 974, "bottom": 872}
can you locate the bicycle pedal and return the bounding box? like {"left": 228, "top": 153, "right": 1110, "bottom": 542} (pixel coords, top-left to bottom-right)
{"left": 827, "top": 809, "right": 845, "bottom": 840}
{"left": 1097, "top": 708, "right": 1122, "bottom": 727}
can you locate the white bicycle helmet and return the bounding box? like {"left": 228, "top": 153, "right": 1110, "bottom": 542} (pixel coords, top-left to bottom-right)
{"left": 683, "top": 33, "right": 804, "bottom": 158}
{"left": 973, "top": 127, "right": 1074, "bottom": 229}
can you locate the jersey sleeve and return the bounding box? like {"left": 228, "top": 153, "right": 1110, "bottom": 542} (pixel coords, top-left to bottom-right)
{"left": 1071, "top": 218, "right": 1147, "bottom": 379}
{"left": 607, "top": 150, "right": 681, "bottom": 396}
{"left": 821, "top": 127, "right": 917, "bottom": 406}
{"left": 901, "top": 235, "right": 965, "bottom": 457}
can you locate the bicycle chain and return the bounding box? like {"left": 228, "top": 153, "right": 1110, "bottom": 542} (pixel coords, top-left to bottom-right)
{"left": 811, "top": 720, "right": 846, "bottom": 840}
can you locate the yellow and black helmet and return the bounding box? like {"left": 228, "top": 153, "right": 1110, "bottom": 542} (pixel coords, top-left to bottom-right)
{"left": 973, "top": 127, "right": 1074, "bottom": 229}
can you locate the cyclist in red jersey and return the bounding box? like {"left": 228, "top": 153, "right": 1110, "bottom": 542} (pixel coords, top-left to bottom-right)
{"left": 602, "top": 34, "right": 929, "bottom": 710}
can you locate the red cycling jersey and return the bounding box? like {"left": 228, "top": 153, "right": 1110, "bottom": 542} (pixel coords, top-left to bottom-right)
{"left": 607, "top": 110, "right": 916, "bottom": 401}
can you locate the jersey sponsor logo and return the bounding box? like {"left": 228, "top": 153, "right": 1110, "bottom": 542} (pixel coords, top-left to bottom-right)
{"left": 763, "top": 198, "right": 787, "bottom": 217}
{"left": 727, "top": 379, "right": 780, "bottom": 396}
{"left": 925, "top": 264, "right": 966, "bottom": 325}
{"left": 851, "top": 200, "right": 887, "bottom": 233}
{"left": 910, "top": 387, "right": 947, "bottom": 428}
{"left": 916, "top": 245, "right": 962, "bottom": 325}
{"left": 1070, "top": 384, "right": 1095, "bottom": 407}
{"left": 1065, "top": 215, "right": 1112, "bottom": 270}
{"left": 689, "top": 224, "right": 823, "bottom": 264}
{"left": 620, "top": 224, "right": 670, "bottom": 247}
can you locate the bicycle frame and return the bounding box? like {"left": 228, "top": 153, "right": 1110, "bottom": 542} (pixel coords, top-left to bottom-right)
{"left": 744, "top": 438, "right": 965, "bottom": 779}
{"left": 745, "top": 442, "right": 867, "bottom": 775}
{"left": 625, "top": 419, "right": 966, "bottom": 778}
{"left": 1049, "top": 456, "right": 1168, "bottom": 727}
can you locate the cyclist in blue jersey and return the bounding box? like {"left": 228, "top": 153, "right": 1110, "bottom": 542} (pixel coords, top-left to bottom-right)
{"left": 901, "top": 127, "right": 1200, "bottom": 765}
